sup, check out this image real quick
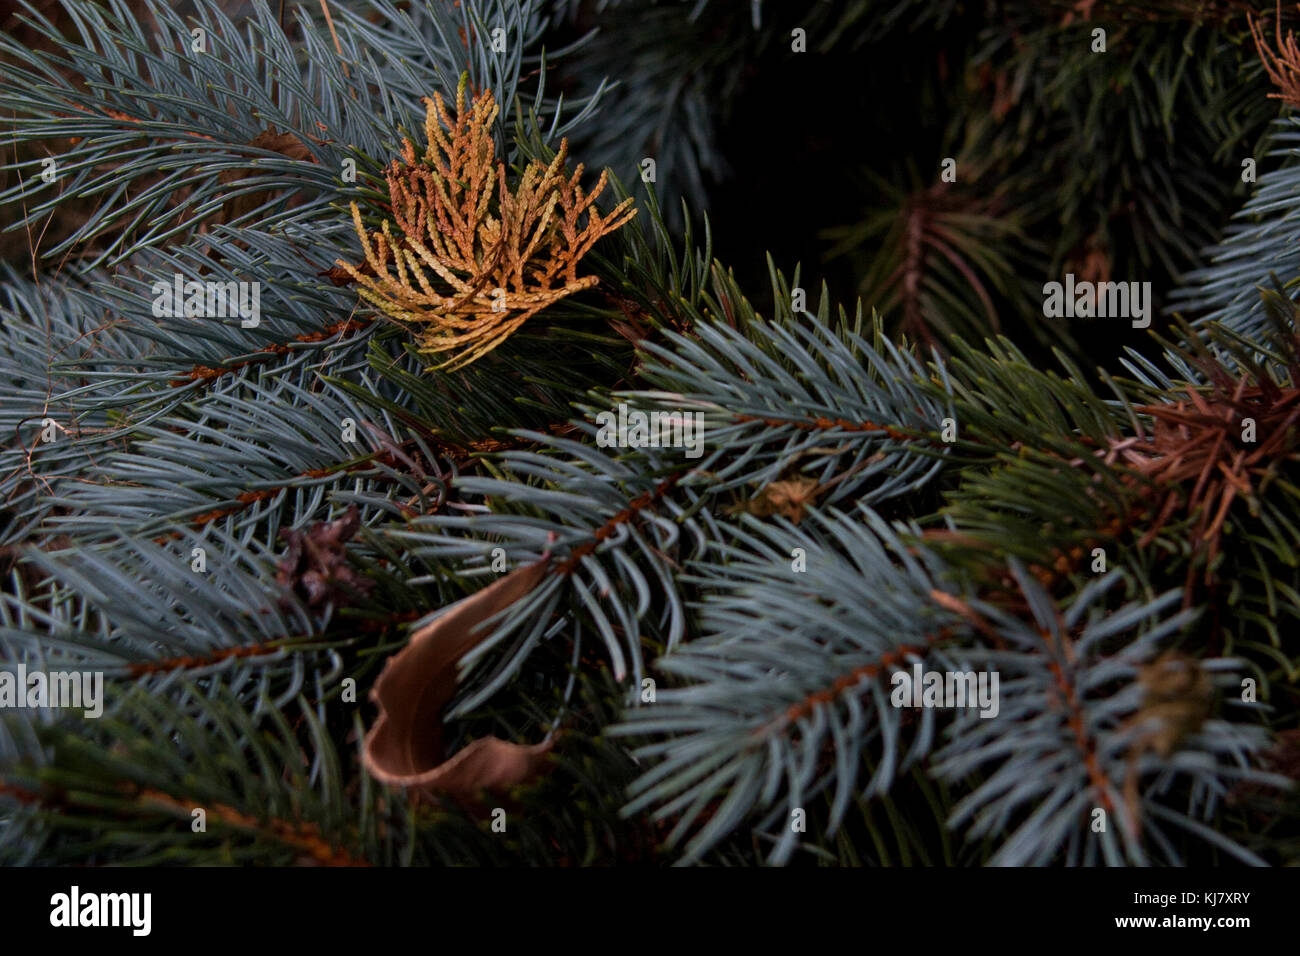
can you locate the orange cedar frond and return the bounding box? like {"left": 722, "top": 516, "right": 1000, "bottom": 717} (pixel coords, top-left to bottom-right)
{"left": 336, "top": 85, "right": 636, "bottom": 369}
{"left": 1250, "top": 4, "right": 1300, "bottom": 109}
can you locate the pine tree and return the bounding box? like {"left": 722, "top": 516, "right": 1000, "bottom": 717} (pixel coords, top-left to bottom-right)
{"left": 1, "top": 0, "right": 1298, "bottom": 867}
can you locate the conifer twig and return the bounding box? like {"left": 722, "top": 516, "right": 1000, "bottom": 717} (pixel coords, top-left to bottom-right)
{"left": 338, "top": 81, "right": 636, "bottom": 369}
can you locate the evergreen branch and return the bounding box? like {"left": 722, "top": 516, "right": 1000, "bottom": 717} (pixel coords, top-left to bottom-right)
{"left": 618, "top": 302, "right": 953, "bottom": 506}
{"left": 612, "top": 508, "right": 971, "bottom": 864}
{"left": 933, "top": 563, "right": 1279, "bottom": 865}
{"left": 0, "top": 686, "right": 404, "bottom": 865}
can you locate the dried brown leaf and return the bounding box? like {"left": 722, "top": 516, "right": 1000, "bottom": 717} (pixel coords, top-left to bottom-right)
{"left": 362, "top": 560, "right": 552, "bottom": 804}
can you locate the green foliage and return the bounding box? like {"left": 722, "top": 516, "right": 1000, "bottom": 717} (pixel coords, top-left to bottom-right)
{"left": 0, "top": 0, "right": 1298, "bottom": 868}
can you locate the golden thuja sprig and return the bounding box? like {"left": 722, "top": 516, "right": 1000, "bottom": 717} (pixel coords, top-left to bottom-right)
{"left": 1251, "top": 4, "right": 1300, "bottom": 110}
{"left": 337, "top": 81, "right": 636, "bottom": 369}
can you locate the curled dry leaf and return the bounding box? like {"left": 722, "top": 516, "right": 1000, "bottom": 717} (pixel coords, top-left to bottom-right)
{"left": 363, "top": 560, "right": 552, "bottom": 804}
